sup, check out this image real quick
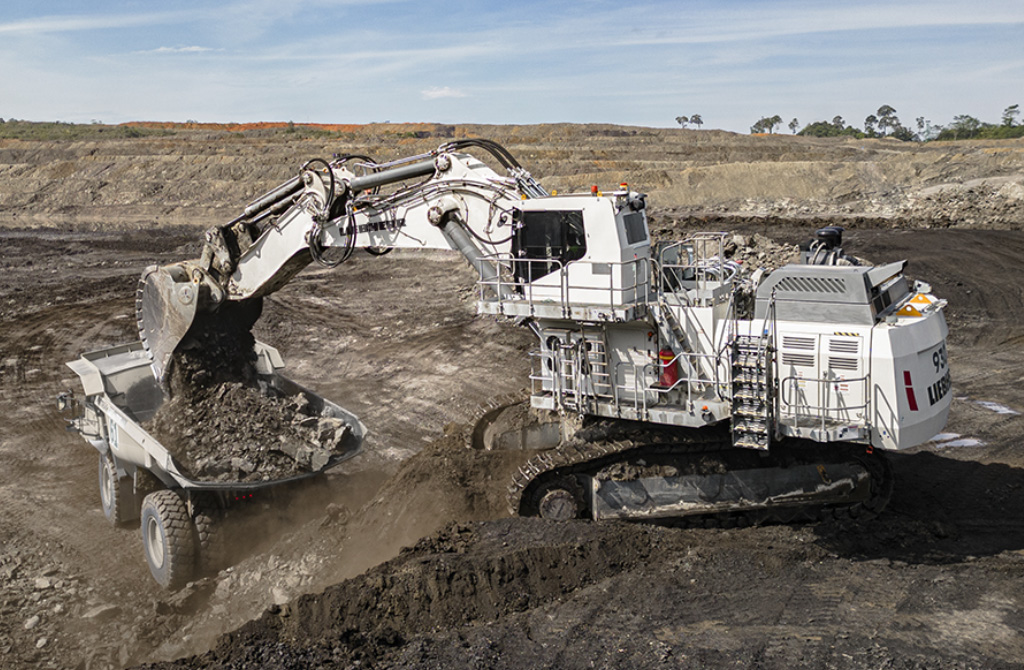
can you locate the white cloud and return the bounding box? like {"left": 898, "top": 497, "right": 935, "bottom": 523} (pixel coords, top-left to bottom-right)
{"left": 136, "top": 46, "right": 220, "bottom": 54}
{"left": 0, "top": 11, "right": 184, "bottom": 35}
{"left": 422, "top": 86, "right": 467, "bottom": 100}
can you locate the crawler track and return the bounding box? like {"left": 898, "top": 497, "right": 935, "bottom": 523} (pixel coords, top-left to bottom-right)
{"left": 507, "top": 421, "right": 893, "bottom": 526}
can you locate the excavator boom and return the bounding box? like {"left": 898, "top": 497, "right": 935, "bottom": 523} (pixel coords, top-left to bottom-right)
{"left": 137, "top": 141, "right": 541, "bottom": 386}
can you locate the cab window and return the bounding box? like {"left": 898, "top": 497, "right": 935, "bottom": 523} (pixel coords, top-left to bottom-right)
{"left": 512, "top": 210, "right": 586, "bottom": 281}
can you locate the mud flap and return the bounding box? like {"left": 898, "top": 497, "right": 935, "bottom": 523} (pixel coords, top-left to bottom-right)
{"left": 591, "top": 462, "right": 871, "bottom": 520}
{"left": 116, "top": 474, "right": 141, "bottom": 522}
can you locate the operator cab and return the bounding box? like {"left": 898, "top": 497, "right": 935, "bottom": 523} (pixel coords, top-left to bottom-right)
{"left": 511, "top": 210, "right": 587, "bottom": 283}
{"left": 507, "top": 192, "right": 651, "bottom": 309}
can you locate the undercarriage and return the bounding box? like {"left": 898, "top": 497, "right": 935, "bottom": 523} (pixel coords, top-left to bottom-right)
{"left": 496, "top": 415, "right": 892, "bottom": 526}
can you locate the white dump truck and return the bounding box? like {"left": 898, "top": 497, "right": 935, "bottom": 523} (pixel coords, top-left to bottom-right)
{"left": 61, "top": 340, "right": 364, "bottom": 589}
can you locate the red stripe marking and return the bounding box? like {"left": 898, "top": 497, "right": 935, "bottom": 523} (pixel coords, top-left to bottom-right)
{"left": 903, "top": 370, "right": 919, "bottom": 411}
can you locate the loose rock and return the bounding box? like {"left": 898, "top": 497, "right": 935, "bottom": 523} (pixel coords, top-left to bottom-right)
{"left": 145, "top": 314, "right": 354, "bottom": 482}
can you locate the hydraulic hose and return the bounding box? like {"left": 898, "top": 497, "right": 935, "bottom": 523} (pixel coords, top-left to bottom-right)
{"left": 302, "top": 158, "right": 348, "bottom": 268}
{"left": 227, "top": 175, "right": 303, "bottom": 226}
{"left": 439, "top": 139, "right": 523, "bottom": 170}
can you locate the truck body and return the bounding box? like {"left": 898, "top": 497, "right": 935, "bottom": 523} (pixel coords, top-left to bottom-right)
{"left": 62, "top": 340, "right": 364, "bottom": 587}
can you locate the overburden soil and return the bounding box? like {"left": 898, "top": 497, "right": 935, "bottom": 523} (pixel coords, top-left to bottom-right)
{"left": 2, "top": 124, "right": 1024, "bottom": 231}
{"left": 1, "top": 126, "right": 1023, "bottom": 669}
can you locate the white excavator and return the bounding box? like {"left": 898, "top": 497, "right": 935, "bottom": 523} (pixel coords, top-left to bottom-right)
{"left": 138, "top": 139, "right": 951, "bottom": 525}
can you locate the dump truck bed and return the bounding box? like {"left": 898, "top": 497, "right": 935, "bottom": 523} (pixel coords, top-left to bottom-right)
{"left": 66, "top": 341, "right": 365, "bottom": 490}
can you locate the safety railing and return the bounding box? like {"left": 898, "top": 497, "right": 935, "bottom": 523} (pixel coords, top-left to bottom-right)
{"left": 479, "top": 232, "right": 746, "bottom": 319}
{"left": 477, "top": 254, "right": 653, "bottom": 317}
{"left": 511, "top": 232, "right": 752, "bottom": 419}
{"left": 640, "top": 350, "right": 722, "bottom": 407}
{"left": 654, "top": 233, "right": 740, "bottom": 303}
{"left": 779, "top": 373, "right": 871, "bottom": 435}
{"left": 530, "top": 346, "right": 722, "bottom": 420}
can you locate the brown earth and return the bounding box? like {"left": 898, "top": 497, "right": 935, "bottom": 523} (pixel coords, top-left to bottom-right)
{"left": 0, "top": 126, "right": 1023, "bottom": 669}
{"left": 3, "top": 124, "right": 1023, "bottom": 231}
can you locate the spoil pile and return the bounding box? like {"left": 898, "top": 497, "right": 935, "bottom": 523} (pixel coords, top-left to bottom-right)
{"left": 146, "top": 314, "right": 351, "bottom": 483}
{"left": 722, "top": 232, "right": 800, "bottom": 270}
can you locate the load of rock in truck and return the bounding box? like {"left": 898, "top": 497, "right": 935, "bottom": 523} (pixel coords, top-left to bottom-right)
{"left": 61, "top": 340, "right": 365, "bottom": 588}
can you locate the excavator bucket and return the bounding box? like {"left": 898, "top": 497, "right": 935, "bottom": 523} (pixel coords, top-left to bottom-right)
{"left": 136, "top": 264, "right": 201, "bottom": 385}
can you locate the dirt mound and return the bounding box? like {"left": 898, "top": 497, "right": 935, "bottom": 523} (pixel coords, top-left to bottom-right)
{"left": 139, "top": 519, "right": 664, "bottom": 669}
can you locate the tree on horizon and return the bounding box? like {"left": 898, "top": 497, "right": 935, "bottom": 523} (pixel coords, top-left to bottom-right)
{"left": 1003, "top": 104, "right": 1020, "bottom": 127}
{"left": 751, "top": 115, "right": 783, "bottom": 134}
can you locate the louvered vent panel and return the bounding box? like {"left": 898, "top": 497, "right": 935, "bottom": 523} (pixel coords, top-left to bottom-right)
{"left": 828, "top": 357, "right": 859, "bottom": 371}
{"left": 782, "top": 336, "right": 815, "bottom": 350}
{"left": 829, "top": 339, "right": 859, "bottom": 354}
{"left": 781, "top": 353, "right": 815, "bottom": 367}
{"left": 777, "top": 276, "right": 847, "bottom": 294}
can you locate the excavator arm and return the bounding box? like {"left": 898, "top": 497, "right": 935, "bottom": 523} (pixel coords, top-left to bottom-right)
{"left": 139, "top": 140, "right": 543, "bottom": 385}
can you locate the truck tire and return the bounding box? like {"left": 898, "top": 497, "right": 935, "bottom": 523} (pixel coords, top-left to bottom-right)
{"left": 191, "top": 493, "right": 227, "bottom": 576}
{"left": 141, "top": 490, "right": 196, "bottom": 590}
{"left": 98, "top": 453, "right": 133, "bottom": 527}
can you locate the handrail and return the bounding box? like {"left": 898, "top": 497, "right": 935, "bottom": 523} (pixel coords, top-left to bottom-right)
{"left": 645, "top": 352, "right": 720, "bottom": 406}
{"left": 507, "top": 233, "right": 753, "bottom": 420}
{"left": 761, "top": 291, "right": 778, "bottom": 432}
{"left": 780, "top": 373, "right": 871, "bottom": 435}
{"left": 477, "top": 254, "right": 651, "bottom": 316}
{"left": 655, "top": 233, "right": 739, "bottom": 299}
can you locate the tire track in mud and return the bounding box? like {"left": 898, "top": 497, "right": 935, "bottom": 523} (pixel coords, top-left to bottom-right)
{"left": 1, "top": 300, "right": 136, "bottom": 384}
{"left": 0, "top": 290, "right": 161, "bottom": 668}
{"left": 755, "top": 574, "right": 855, "bottom": 666}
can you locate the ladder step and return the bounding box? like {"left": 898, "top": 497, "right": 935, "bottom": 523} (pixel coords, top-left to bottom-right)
{"left": 732, "top": 333, "right": 773, "bottom": 450}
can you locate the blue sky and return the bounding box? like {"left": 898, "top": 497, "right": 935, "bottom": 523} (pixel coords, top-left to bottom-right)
{"left": 1, "top": 0, "right": 1022, "bottom": 132}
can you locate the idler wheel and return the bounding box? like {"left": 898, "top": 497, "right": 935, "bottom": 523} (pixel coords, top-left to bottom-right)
{"left": 533, "top": 476, "right": 587, "bottom": 521}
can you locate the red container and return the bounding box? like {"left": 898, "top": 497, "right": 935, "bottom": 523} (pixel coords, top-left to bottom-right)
{"left": 658, "top": 348, "right": 679, "bottom": 388}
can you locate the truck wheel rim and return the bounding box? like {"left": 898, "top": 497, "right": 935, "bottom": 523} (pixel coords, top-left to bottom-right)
{"left": 100, "top": 460, "right": 113, "bottom": 508}
{"left": 146, "top": 517, "right": 165, "bottom": 569}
